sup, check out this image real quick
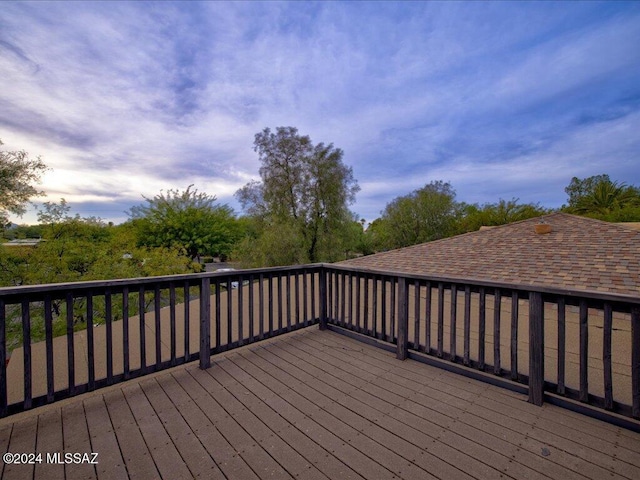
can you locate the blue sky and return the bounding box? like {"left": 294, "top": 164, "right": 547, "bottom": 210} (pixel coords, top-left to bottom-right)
{"left": 1, "top": 1, "right": 639, "bottom": 225}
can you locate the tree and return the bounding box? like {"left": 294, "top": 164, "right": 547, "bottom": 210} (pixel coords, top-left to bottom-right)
{"left": 456, "top": 198, "right": 549, "bottom": 233}
{"left": 563, "top": 175, "right": 640, "bottom": 220}
{"left": 236, "top": 127, "right": 359, "bottom": 265}
{"left": 128, "top": 185, "right": 241, "bottom": 261}
{"left": 375, "top": 181, "right": 460, "bottom": 250}
{"left": 0, "top": 139, "right": 47, "bottom": 225}
{"left": 564, "top": 174, "right": 611, "bottom": 209}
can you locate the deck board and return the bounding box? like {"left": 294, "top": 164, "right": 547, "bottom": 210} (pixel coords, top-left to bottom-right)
{"left": 1, "top": 327, "right": 640, "bottom": 480}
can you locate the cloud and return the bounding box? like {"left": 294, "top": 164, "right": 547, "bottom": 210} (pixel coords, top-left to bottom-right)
{"left": 0, "top": 1, "right": 639, "bottom": 226}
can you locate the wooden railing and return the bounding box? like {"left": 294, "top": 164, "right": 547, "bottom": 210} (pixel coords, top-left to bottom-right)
{"left": 324, "top": 264, "right": 640, "bottom": 426}
{"left": 1, "top": 263, "right": 639, "bottom": 429}
{"left": 0, "top": 265, "right": 322, "bottom": 417}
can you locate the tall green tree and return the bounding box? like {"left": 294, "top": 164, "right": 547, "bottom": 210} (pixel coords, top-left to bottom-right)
{"left": 563, "top": 175, "right": 640, "bottom": 220}
{"left": 0, "top": 139, "right": 47, "bottom": 226}
{"left": 375, "top": 181, "right": 460, "bottom": 250}
{"left": 236, "top": 127, "right": 359, "bottom": 265}
{"left": 128, "top": 185, "right": 241, "bottom": 261}
{"left": 456, "top": 198, "right": 549, "bottom": 233}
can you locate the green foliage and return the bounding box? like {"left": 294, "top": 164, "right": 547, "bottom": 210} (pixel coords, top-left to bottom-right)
{"left": 128, "top": 185, "right": 242, "bottom": 260}
{"left": 564, "top": 174, "right": 611, "bottom": 209}
{"left": 236, "top": 127, "right": 359, "bottom": 265}
{"left": 0, "top": 139, "right": 48, "bottom": 226}
{"left": 373, "top": 181, "right": 460, "bottom": 250}
{"left": 455, "top": 198, "right": 549, "bottom": 234}
{"left": 563, "top": 175, "right": 640, "bottom": 220}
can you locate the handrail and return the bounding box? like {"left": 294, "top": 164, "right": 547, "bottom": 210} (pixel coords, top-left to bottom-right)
{"left": 0, "top": 262, "right": 638, "bottom": 429}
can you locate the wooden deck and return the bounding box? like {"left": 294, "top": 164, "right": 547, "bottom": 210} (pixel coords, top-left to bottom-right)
{"left": 2, "top": 327, "right": 640, "bottom": 480}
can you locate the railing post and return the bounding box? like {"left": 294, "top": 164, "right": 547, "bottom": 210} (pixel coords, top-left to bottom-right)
{"left": 319, "top": 267, "right": 327, "bottom": 330}
{"left": 199, "top": 277, "right": 211, "bottom": 369}
{"left": 632, "top": 307, "right": 640, "bottom": 419}
{"left": 528, "top": 291, "right": 544, "bottom": 406}
{"left": 397, "top": 277, "right": 409, "bottom": 360}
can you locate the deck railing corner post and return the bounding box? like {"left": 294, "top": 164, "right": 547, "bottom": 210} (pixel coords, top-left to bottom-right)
{"left": 319, "top": 267, "right": 328, "bottom": 330}
{"left": 528, "top": 291, "right": 544, "bottom": 406}
{"left": 397, "top": 276, "right": 409, "bottom": 361}
{"left": 199, "top": 276, "right": 212, "bottom": 369}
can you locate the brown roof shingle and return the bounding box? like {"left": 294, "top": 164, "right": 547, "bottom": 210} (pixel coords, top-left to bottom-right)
{"left": 341, "top": 213, "right": 640, "bottom": 296}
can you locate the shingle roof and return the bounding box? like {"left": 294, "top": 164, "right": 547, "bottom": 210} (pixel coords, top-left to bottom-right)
{"left": 340, "top": 213, "right": 640, "bottom": 296}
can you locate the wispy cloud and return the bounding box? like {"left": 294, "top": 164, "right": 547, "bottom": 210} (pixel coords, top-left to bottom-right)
{"left": 1, "top": 1, "right": 639, "bottom": 224}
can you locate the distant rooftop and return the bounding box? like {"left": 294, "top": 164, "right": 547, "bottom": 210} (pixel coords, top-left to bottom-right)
{"left": 341, "top": 213, "right": 640, "bottom": 296}
{"left": 1, "top": 238, "right": 42, "bottom": 247}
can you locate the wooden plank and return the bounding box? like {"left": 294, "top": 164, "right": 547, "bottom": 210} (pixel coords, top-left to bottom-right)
{"left": 318, "top": 269, "right": 326, "bottom": 330}
{"left": 463, "top": 286, "right": 471, "bottom": 365}
{"left": 268, "top": 274, "right": 274, "bottom": 334}
{"left": 286, "top": 272, "right": 291, "bottom": 331}
{"left": 238, "top": 275, "right": 245, "bottom": 344}
{"left": 249, "top": 275, "right": 255, "bottom": 340}
{"left": 295, "top": 272, "right": 300, "bottom": 327}
{"left": 195, "top": 368, "right": 325, "bottom": 480}
{"left": 3, "top": 415, "right": 37, "bottom": 479}
{"left": 356, "top": 274, "right": 362, "bottom": 332}
{"left": 603, "top": 302, "right": 613, "bottom": 410}
{"left": 340, "top": 272, "right": 346, "bottom": 326}
{"left": 227, "top": 276, "right": 233, "bottom": 344}
{"left": 154, "top": 285, "right": 162, "bottom": 367}
{"left": 0, "top": 299, "right": 6, "bottom": 417}
{"left": 371, "top": 276, "right": 378, "bottom": 337}
{"left": 158, "top": 371, "right": 260, "bottom": 480}
{"left": 34, "top": 405, "right": 64, "bottom": 480}
{"left": 21, "top": 298, "right": 32, "bottom": 409}
{"left": 0, "top": 422, "right": 11, "bottom": 463}
{"left": 390, "top": 277, "right": 397, "bottom": 341}
{"left": 138, "top": 286, "right": 147, "bottom": 373}
{"left": 182, "top": 281, "right": 190, "bottom": 361}
{"left": 86, "top": 294, "right": 95, "bottom": 390}
{"left": 437, "top": 283, "right": 444, "bottom": 358}
{"left": 62, "top": 401, "right": 97, "bottom": 480}
{"left": 381, "top": 277, "right": 387, "bottom": 341}
{"left": 450, "top": 284, "right": 457, "bottom": 360}
{"left": 215, "top": 278, "right": 221, "bottom": 348}
{"left": 348, "top": 273, "right": 354, "bottom": 328}
{"left": 182, "top": 368, "right": 294, "bottom": 479}
{"left": 277, "top": 274, "right": 283, "bottom": 332}
{"left": 580, "top": 299, "right": 589, "bottom": 403}
{"left": 413, "top": 281, "right": 420, "bottom": 350}
{"left": 103, "top": 388, "right": 160, "bottom": 480}
{"left": 105, "top": 290, "right": 114, "bottom": 384}
{"left": 493, "top": 289, "right": 501, "bottom": 375}
{"left": 199, "top": 277, "right": 211, "bottom": 369}
{"left": 557, "top": 297, "right": 566, "bottom": 395}
{"left": 296, "top": 333, "right": 582, "bottom": 480}
{"left": 510, "top": 292, "right": 519, "bottom": 380}
{"left": 478, "top": 287, "right": 486, "bottom": 371}
{"left": 44, "top": 296, "right": 55, "bottom": 402}
{"left": 214, "top": 357, "right": 359, "bottom": 480}
{"left": 396, "top": 277, "right": 408, "bottom": 361}
{"left": 122, "top": 383, "right": 194, "bottom": 479}
{"left": 236, "top": 348, "right": 406, "bottom": 480}
{"left": 310, "top": 269, "right": 316, "bottom": 323}
{"left": 528, "top": 291, "right": 544, "bottom": 406}
{"left": 282, "top": 336, "right": 545, "bottom": 480}
{"left": 139, "top": 378, "right": 226, "bottom": 480}
{"left": 633, "top": 307, "right": 640, "bottom": 418}
{"left": 424, "top": 282, "right": 432, "bottom": 353}
{"left": 259, "top": 274, "right": 265, "bottom": 339}
{"left": 84, "top": 394, "right": 128, "bottom": 479}
{"left": 256, "top": 339, "right": 486, "bottom": 480}
{"left": 123, "top": 287, "right": 130, "bottom": 379}
{"left": 169, "top": 282, "right": 176, "bottom": 364}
